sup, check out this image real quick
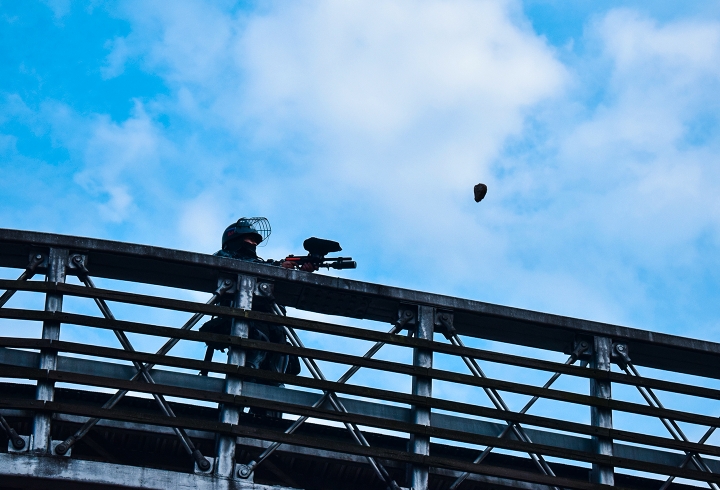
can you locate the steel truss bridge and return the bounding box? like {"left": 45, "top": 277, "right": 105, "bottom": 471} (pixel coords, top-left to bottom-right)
{"left": 1, "top": 229, "right": 720, "bottom": 490}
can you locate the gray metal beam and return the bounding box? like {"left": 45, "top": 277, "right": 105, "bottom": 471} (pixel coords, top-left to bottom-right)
{"left": 216, "top": 274, "right": 254, "bottom": 478}
{"left": 590, "top": 336, "right": 614, "bottom": 485}
{"left": 237, "top": 437, "right": 555, "bottom": 490}
{"left": 0, "top": 435, "right": 554, "bottom": 490}
{"left": 0, "top": 452, "right": 298, "bottom": 490}
{"left": 409, "top": 305, "right": 433, "bottom": 490}
{"left": 2, "top": 228, "right": 720, "bottom": 380}
{"left": 5, "top": 406, "right": 713, "bottom": 476}
{"left": 2, "top": 347, "right": 718, "bottom": 474}
{"left": 31, "top": 247, "right": 67, "bottom": 453}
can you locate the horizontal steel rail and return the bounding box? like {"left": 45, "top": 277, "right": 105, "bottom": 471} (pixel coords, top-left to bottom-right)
{"left": 2, "top": 228, "right": 720, "bottom": 378}
{"left": 3, "top": 280, "right": 720, "bottom": 400}
{"left": 5, "top": 396, "right": 715, "bottom": 479}
{"left": 2, "top": 365, "right": 719, "bottom": 486}
{"left": 1, "top": 341, "right": 719, "bottom": 463}
{"left": 0, "top": 397, "right": 616, "bottom": 490}
{"left": 1, "top": 343, "right": 717, "bottom": 463}
{"left": 3, "top": 309, "right": 720, "bottom": 431}
{"left": 0, "top": 453, "right": 296, "bottom": 490}
{"left": 3, "top": 229, "right": 720, "bottom": 490}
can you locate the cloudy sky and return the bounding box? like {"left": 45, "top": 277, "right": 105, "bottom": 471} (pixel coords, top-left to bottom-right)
{"left": 3, "top": 0, "right": 720, "bottom": 343}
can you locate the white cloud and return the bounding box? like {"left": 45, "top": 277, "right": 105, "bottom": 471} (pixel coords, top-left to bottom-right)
{"left": 178, "top": 192, "right": 228, "bottom": 253}
{"left": 480, "top": 9, "right": 720, "bottom": 328}
{"left": 40, "top": 0, "right": 71, "bottom": 19}
{"left": 11, "top": 1, "right": 720, "bottom": 335}
{"left": 238, "top": 0, "right": 564, "bottom": 136}
{"left": 99, "top": 0, "right": 569, "bottom": 276}
{"left": 6, "top": 2, "right": 720, "bottom": 454}
{"left": 560, "top": 11, "right": 720, "bottom": 248}
{"left": 600, "top": 9, "right": 720, "bottom": 76}
{"left": 70, "top": 102, "right": 167, "bottom": 222}
{"left": 110, "top": 0, "right": 237, "bottom": 87}
{"left": 8, "top": 98, "right": 180, "bottom": 229}
{"left": 112, "top": 0, "right": 566, "bottom": 151}
{"left": 101, "top": 36, "right": 130, "bottom": 79}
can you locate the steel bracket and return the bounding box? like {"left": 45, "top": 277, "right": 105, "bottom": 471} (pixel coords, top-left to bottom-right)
{"left": 572, "top": 337, "right": 593, "bottom": 361}
{"left": 67, "top": 254, "right": 89, "bottom": 275}
{"left": 612, "top": 342, "right": 630, "bottom": 369}
{"left": 435, "top": 310, "right": 455, "bottom": 338}
{"left": 8, "top": 437, "right": 71, "bottom": 457}
{"left": 51, "top": 439, "right": 72, "bottom": 457}
{"left": 194, "top": 456, "right": 214, "bottom": 474}
{"left": 237, "top": 463, "right": 254, "bottom": 480}
{"left": 217, "top": 276, "right": 237, "bottom": 295}
{"left": 7, "top": 435, "right": 29, "bottom": 453}
{"left": 397, "top": 306, "right": 417, "bottom": 329}
{"left": 27, "top": 251, "right": 48, "bottom": 273}
{"left": 256, "top": 281, "right": 274, "bottom": 298}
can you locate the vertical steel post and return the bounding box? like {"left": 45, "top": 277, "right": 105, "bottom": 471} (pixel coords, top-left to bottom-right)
{"left": 215, "top": 274, "right": 255, "bottom": 478}
{"left": 590, "top": 335, "right": 614, "bottom": 485}
{"left": 31, "top": 247, "right": 67, "bottom": 453}
{"left": 409, "top": 305, "right": 433, "bottom": 490}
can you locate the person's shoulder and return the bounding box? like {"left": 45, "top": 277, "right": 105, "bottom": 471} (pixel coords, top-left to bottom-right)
{"left": 214, "top": 250, "right": 232, "bottom": 258}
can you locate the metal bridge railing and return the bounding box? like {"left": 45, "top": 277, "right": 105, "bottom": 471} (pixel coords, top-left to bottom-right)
{"left": 0, "top": 229, "right": 720, "bottom": 490}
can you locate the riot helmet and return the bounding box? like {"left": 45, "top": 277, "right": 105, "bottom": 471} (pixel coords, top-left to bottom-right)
{"left": 222, "top": 217, "right": 271, "bottom": 252}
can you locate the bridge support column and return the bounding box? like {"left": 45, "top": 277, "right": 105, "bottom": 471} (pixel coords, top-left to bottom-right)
{"left": 215, "top": 274, "right": 255, "bottom": 478}
{"left": 409, "top": 305, "right": 433, "bottom": 490}
{"left": 31, "top": 247, "right": 68, "bottom": 453}
{"left": 590, "top": 335, "right": 614, "bottom": 485}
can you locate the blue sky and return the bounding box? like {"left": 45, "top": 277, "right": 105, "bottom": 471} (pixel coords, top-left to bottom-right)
{"left": 6, "top": 2, "right": 720, "bottom": 476}
{"left": 2, "top": 0, "right": 720, "bottom": 343}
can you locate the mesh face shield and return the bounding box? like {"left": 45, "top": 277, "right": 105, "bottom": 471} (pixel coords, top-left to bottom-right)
{"left": 222, "top": 217, "right": 271, "bottom": 249}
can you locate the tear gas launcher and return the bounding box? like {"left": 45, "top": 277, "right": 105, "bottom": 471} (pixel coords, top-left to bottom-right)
{"left": 279, "top": 237, "right": 357, "bottom": 270}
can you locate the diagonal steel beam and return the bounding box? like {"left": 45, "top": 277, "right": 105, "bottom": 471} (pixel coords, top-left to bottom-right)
{"left": 0, "top": 414, "right": 25, "bottom": 450}
{"left": 281, "top": 321, "right": 401, "bottom": 490}
{"left": 0, "top": 254, "right": 44, "bottom": 309}
{"left": 244, "top": 309, "right": 415, "bottom": 481}
{"left": 448, "top": 341, "right": 589, "bottom": 490}
{"left": 54, "top": 290, "right": 225, "bottom": 456}
{"left": 238, "top": 302, "right": 402, "bottom": 489}
{"left": 55, "top": 265, "right": 233, "bottom": 468}
{"left": 438, "top": 318, "right": 559, "bottom": 485}
{"left": 0, "top": 254, "right": 45, "bottom": 451}
{"left": 610, "top": 345, "right": 719, "bottom": 490}
{"left": 618, "top": 361, "right": 719, "bottom": 490}
{"left": 659, "top": 425, "right": 718, "bottom": 490}
{"left": 65, "top": 264, "right": 210, "bottom": 469}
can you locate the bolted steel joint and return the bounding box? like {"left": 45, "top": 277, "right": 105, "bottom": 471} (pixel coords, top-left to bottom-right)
{"left": 7, "top": 434, "right": 29, "bottom": 454}
{"left": 194, "top": 456, "right": 214, "bottom": 474}
{"left": 26, "top": 252, "right": 46, "bottom": 273}
{"left": 397, "top": 308, "right": 416, "bottom": 328}
{"left": 10, "top": 432, "right": 25, "bottom": 450}
{"left": 571, "top": 338, "right": 593, "bottom": 361}
{"left": 237, "top": 464, "right": 253, "bottom": 479}
{"left": 217, "top": 277, "right": 236, "bottom": 295}
{"left": 612, "top": 342, "right": 631, "bottom": 369}
{"left": 192, "top": 449, "right": 211, "bottom": 471}
{"left": 434, "top": 310, "right": 455, "bottom": 338}
{"left": 67, "top": 254, "right": 88, "bottom": 271}
{"left": 54, "top": 440, "right": 71, "bottom": 455}
{"left": 256, "top": 281, "right": 274, "bottom": 298}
